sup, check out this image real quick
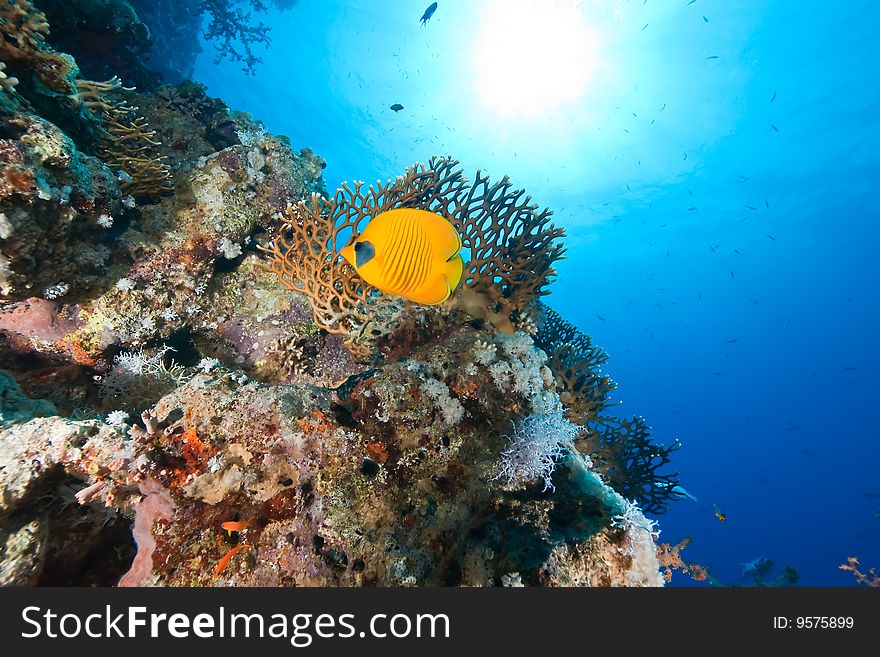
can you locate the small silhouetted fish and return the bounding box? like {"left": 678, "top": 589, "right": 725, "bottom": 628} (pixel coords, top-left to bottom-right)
{"left": 703, "top": 15, "right": 708, "bottom": 22}
{"left": 770, "top": 91, "right": 776, "bottom": 102}
{"left": 730, "top": 270, "right": 735, "bottom": 279}
{"left": 766, "top": 234, "right": 776, "bottom": 241}
{"left": 683, "top": 152, "right": 688, "bottom": 160}
{"left": 788, "top": 426, "right": 801, "bottom": 431}
{"left": 687, "top": 206, "right": 698, "bottom": 211}
{"left": 844, "top": 366, "right": 860, "bottom": 371}
{"left": 642, "top": 23, "right": 649, "bottom": 31}
{"left": 749, "top": 298, "right": 759, "bottom": 304}
{"left": 686, "top": 0, "right": 696, "bottom": 6}
{"left": 746, "top": 205, "right": 757, "bottom": 210}
{"left": 390, "top": 103, "right": 404, "bottom": 112}
{"left": 709, "top": 245, "right": 716, "bottom": 253}
{"left": 769, "top": 123, "right": 779, "bottom": 132}
{"left": 661, "top": 103, "right": 667, "bottom": 111}
{"left": 597, "top": 314, "right": 606, "bottom": 321}
{"left": 420, "top": 2, "right": 437, "bottom": 26}
{"left": 727, "top": 338, "right": 738, "bottom": 343}
{"left": 739, "top": 175, "right": 750, "bottom": 182}
{"left": 650, "top": 119, "right": 655, "bottom": 125}
{"left": 734, "top": 248, "right": 740, "bottom": 254}
{"left": 698, "top": 291, "right": 702, "bottom": 299}
{"left": 706, "top": 55, "right": 719, "bottom": 60}
{"left": 765, "top": 197, "right": 770, "bottom": 208}
{"left": 865, "top": 492, "right": 880, "bottom": 499}
{"left": 623, "top": 128, "right": 630, "bottom": 133}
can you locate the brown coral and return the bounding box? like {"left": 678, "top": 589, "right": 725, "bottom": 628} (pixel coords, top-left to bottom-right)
{"left": 259, "top": 156, "right": 565, "bottom": 357}
{"left": 0, "top": 0, "right": 77, "bottom": 94}
{"left": 74, "top": 77, "right": 173, "bottom": 198}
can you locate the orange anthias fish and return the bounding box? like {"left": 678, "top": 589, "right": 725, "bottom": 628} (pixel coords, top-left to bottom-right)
{"left": 221, "top": 520, "right": 250, "bottom": 535}
{"left": 340, "top": 208, "right": 464, "bottom": 305}
{"left": 713, "top": 504, "right": 726, "bottom": 523}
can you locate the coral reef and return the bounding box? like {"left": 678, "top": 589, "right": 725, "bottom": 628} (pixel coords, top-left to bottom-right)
{"left": 0, "top": 326, "right": 664, "bottom": 587}
{"left": 0, "top": 3, "right": 675, "bottom": 587}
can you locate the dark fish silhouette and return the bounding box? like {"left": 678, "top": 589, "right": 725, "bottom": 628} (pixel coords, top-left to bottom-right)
{"left": 389, "top": 103, "right": 404, "bottom": 112}
{"left": 769, "top": 123, "right": 779, "bottom": 132}
{"left": 420, "top": 2, "right": 437, "bottom": 25}
{"left": 706, "top": 55, "right": 719, "bottom": 60}
{"left": 770, "top": 91, "right": 777, "bottom": 102}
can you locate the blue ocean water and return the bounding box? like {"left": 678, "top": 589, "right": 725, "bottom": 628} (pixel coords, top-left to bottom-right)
{"left": 193, "top": 0, "right": 880, "bottom": 586}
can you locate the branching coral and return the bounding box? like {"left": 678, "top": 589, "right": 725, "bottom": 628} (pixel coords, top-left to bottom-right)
{"left": 839, "top": 557, "right": 880, "bottom": 587}
{"left": 534, "top": 304, "right": 616, "bottom": 420}
{"left": 442, "top": 169, "right": 565, "bottom": 325}
{"left": 656, "top": 536, "right": 710, "bottom": 584}
{"left": 259, "top": 156, "right": 565, "bottom": 357}
{"left": 534, "top": 302, "right": 681, "bottom": 515}
{"left": 74, "top": 77, "right": 173, "bottom": 198}
{"left": 200, "top": 0, "right": 272, "bottom": 76}
{"left": 0, "top": 0, "right": 77, "bottom": 94}
{"left": 576, "top": 416, "right": 680, "bottom": 516}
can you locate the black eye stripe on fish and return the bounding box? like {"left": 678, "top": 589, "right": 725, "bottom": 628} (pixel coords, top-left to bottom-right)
{"left": 354, "top": 241, "right": 374, "bottom": 268}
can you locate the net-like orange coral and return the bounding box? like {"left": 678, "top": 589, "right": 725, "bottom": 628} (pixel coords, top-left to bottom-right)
{"left": 259, "top": 156, "right": 566, "bottom": 356}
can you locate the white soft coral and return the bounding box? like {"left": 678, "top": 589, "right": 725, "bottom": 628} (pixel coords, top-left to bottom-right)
{"left": 493, "top": 398, "right": 581, "bottom": 491}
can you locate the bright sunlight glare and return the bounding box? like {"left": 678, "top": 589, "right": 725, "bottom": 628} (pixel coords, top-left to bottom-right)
{"left": 472, "top": 0, "right": 600, "bottom": 119}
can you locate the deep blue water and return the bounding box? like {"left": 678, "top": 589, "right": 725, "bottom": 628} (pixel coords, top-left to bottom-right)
{"left": 193, "top": 0, "right": 880, "bottom": 586}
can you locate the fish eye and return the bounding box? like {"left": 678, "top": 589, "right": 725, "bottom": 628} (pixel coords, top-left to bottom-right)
{"left": 354, "top": 242, "right": 363, "bottom": 252}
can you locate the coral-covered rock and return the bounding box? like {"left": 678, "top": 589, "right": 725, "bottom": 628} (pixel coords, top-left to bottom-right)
{"left": 0, "top": 516, "right": 47, "bottom": 586}
{"left": 0, "top": 110, "right": 123, "bottom": 299}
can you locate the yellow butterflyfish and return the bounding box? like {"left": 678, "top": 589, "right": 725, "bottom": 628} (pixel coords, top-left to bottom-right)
{"left": 340, "top": 208, "right": 464, "bottom": 305}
